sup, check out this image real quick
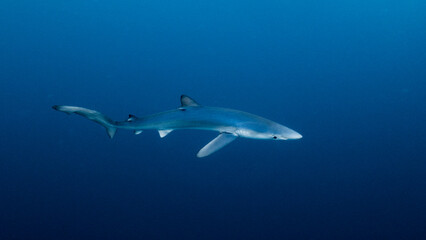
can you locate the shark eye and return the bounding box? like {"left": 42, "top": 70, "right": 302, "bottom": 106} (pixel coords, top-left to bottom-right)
{"left": 273, "top": 136, "right": 277, "bottom": 139}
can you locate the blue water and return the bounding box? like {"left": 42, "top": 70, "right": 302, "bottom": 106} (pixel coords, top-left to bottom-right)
{"left": 1, "top": 0, "right": 426, "bottom": 239}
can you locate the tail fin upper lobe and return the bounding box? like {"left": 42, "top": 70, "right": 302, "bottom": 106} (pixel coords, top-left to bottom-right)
{"left": 52, "top": 105, "right": 117, "bottom": 138}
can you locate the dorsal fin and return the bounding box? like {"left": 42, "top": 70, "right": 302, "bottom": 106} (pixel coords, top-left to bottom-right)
{"left": 180, "top": 95, "right": 200, "bottom": 107}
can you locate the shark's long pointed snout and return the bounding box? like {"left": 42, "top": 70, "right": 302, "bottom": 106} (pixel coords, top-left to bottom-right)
{"left": 290, "top": 131, "right": 303, "bottom": 139}
{"left": 283, "top": 128, "right": 303, "bottom": 140}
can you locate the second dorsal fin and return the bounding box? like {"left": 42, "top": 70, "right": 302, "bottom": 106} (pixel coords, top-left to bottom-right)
{"left": 180, "top": 95, "right": 200, "bottom": 107}
{"left": 127, "top": 114, "right": 137, "bottom": 122}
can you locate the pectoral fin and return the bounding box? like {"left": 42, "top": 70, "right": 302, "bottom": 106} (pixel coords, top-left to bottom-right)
{"left": 197, "top": 133, "right": 237, "bottom": 158}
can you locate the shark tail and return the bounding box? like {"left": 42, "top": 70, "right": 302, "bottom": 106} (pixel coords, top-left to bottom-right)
{"left": 52, "top": 105, "right": 117, "bottom": 139}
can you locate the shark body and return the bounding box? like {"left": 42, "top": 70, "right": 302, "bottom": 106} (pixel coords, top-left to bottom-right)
{"left": 53, "top": 95, "right": 302, "bottom": 157}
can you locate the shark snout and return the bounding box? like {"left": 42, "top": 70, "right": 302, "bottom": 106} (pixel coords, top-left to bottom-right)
{"left": 290, "top": 131, "right": 303, "bottom": 139}
{"left": 284, "top": 129, "right": 303, "bottom": 140}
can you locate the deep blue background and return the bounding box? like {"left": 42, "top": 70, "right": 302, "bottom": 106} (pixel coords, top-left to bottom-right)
{"left": 1, "top": 0, "right": 426, "bottom": 239}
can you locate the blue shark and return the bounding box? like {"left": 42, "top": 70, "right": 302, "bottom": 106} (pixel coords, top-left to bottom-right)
{"left": 52, "top": 95, "right": 302, "bottom": 157}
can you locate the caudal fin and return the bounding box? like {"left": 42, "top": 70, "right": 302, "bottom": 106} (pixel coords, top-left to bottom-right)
{"left": 52, "top": 105, "right": 117, "bottom": 138}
